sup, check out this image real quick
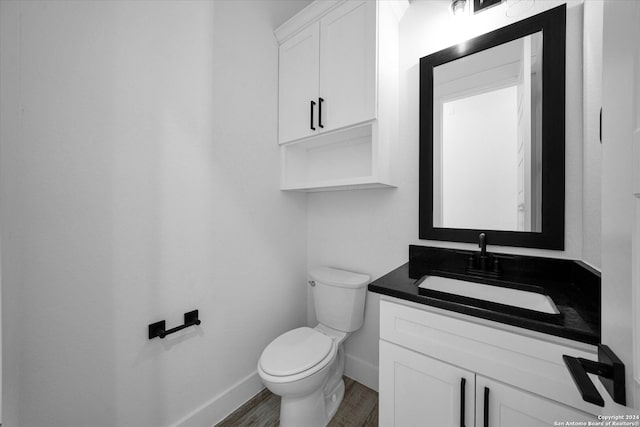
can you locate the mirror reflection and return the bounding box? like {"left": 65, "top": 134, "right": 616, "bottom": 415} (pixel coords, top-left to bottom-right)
{"left": 433, "top": 32, "right": 543, "bottom": 232}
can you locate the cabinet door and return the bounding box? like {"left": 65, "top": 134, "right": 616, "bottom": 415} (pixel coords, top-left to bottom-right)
{"left": 319, "top": 0, "right": 376, "bottom": 132}
{"left": 379, "top": 340, "right": 474, "bottom": 427}
{"left": 278, "top": 22, "right": 320, "bottom": 144}
{"left": 475, "top": 376, "right": 595, "bottom": 427}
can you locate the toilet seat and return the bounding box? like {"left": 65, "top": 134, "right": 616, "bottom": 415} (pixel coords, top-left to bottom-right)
{"left": 259, "top": 327, "right": 336, "bottom": 381}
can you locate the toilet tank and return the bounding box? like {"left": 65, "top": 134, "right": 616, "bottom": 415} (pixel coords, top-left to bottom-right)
{"left": 309, "top": 267, "right": 370, "bottom": 332}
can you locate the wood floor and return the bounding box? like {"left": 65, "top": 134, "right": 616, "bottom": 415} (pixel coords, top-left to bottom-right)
{"left": 216, "top": 377, "right": 378, "bottom": 427}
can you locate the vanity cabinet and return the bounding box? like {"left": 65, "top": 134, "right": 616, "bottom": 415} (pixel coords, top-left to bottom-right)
{"left": 379, "top": 298, "right": 601, "bottom": 426}
{"left": 477, "top": 376, "right": 594, "bottom": 427}
{"left": 380, "top": 340, "right": 474, "bottom": 426}
{"left": 274, "top": 0, "right": 406, "bottom": 191}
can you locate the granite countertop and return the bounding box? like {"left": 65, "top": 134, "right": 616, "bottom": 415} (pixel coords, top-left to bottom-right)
{"left": 368, "top": 247, "right": 601, "bottom": 345}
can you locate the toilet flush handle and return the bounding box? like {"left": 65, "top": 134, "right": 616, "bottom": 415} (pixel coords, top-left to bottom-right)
{"left": 308, "top": 280, "right": 316, "bottom": 287}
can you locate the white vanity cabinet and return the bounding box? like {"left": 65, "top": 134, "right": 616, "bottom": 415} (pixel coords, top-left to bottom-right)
{"left": 380, "top": 340, "right": 474, "bottom": 426}
{"left": 379, "top": 297, "right": 601, "bottom": 426}
{"left": 274, "top": 0, "right": 407, "bottom": 191}
{"left": 476, "top": 376, "right": 594, "bottom": 427}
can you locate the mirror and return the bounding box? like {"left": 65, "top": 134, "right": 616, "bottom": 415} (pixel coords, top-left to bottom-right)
{"left": 419, "top": 5, "right": 566, "bottom": 250}
{"left": 433, "top": 32, "right": 543, "bottom": 232}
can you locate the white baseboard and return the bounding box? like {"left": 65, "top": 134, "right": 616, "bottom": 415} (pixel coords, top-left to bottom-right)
{"left": 344, "top": 353, "right": 379, "bottom": 392}
{"left": 171, "top": 355, "right": 378, "bottom": 427}
{"left": 172, "top": 370, "right": 264, "bottom": 427}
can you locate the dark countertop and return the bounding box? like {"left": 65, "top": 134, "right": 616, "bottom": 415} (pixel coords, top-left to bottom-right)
{"left": 369, "top": 252, "right": 600, "bottom": 345}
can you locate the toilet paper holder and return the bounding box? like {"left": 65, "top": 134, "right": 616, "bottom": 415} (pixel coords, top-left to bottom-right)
{"left": 148, "top": 310, "right": 201, "bottom": 339}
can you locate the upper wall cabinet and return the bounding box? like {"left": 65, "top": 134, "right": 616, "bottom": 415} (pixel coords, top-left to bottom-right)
{"left": 320, "top": 1, "right": 376, "bottom": 133}
{"left": 278, "top": 22, "right": 321, "bottom": 143}
{"left": 279, "top": 1, "right": 375, "bottom": 143}
{"left": 275, "top": 0, "right": 408, "bottom": 191}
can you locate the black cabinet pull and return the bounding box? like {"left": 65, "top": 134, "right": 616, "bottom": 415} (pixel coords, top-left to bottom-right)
{"left": 460, "top": 377, "right": 466, "bottom": 427}
{"left": 484, "top": 387, "right": 490, "bottom": 427}
{"left": 310, "top": 100, "right": 316, "bottom": 131}
{"left": 318, "top": 97, "right": 324, "bottom": 128}
{"left": 599, "top": 107, "right": 602, "bottom": 143}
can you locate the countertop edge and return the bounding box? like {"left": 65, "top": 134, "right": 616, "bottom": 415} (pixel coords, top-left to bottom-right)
{"left": 368, "top": 261, "right": 600, "bottom": 346}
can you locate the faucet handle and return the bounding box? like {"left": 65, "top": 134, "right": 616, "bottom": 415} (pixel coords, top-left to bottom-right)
{"left": 467, "top": 255, "right": 476, "bottom": 269}
{"left": 493, "top": 257, "right": 501, "bottom": 273}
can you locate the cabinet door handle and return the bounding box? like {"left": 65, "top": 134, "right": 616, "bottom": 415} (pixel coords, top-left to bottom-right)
{"left": 318, "top": 97, "right": 324, "bottom": 128}
{"left": 459, "top": 377, "right": 466, "bottom": 427}
{"left": 310, "top": 100, "right": 316, "bottom": 131}
{"left": 484, "top": 387, "right": 490, "bottom": 427}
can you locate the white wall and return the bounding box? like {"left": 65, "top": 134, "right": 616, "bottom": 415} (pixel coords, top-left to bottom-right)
{"left": 0, "top": 1, "right": 309, "bottom": 426}
{"left": 308, "top": 0, "right": 589, "bottom": 391}
{"left": 601, "top": 0, "right": 640, "bottom": 409}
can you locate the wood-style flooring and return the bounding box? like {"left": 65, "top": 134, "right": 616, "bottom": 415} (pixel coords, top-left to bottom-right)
{"left": 216, "top": 377, "right": 378, "bottom": 427}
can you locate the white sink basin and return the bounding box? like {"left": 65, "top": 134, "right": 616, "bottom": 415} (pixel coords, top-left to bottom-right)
{"left": 418, "top": 275, "right": 560, "bottom": 314}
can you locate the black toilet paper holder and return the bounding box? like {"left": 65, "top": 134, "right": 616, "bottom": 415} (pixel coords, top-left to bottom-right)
{"left": 148, "top": 310, "right": 201, "bottom": 339}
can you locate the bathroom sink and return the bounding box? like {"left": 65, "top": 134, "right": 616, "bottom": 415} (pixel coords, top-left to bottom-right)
{"left": 417, "top": 274, "right": 560, "bottom": 315}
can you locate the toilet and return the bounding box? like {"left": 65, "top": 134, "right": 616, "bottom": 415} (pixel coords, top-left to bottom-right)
{"left": 257, "top": 266, "right": 370, "bottom": 427}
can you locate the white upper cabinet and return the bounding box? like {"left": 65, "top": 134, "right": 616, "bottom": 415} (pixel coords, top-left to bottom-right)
{"left": 274, "top": 0, "right": 407, "bottom": 191}
{"left": 319, "top": 0, "right": 376, "bottom": 133}
{"left": 277, "top": 0, "right": 376, "bottom": 144}
{"left": 278, "top": 22, "right": 320, "bottom": 144}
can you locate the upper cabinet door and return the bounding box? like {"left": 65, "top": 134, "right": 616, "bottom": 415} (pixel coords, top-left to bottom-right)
{"left": 278, "top": 22, "right": 320, "bottom": 144}
{"left": 319, "top": 0, "right": 376, "bottom": 133}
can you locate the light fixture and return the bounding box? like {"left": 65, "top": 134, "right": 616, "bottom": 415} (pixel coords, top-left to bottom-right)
{"left": 450, "top": 0, "right": 467, "bottom": 16}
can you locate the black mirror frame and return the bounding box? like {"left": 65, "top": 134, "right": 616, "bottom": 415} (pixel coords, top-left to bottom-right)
{"left": 419, "top": 4, "right": 566, "bottom": 250}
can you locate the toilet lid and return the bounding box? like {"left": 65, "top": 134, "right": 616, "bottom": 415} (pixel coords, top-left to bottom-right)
{"left": 260, "top": 327, "right": 333, "bottom": 377}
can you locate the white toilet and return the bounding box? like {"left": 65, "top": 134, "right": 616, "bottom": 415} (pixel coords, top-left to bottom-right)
{"left": 257, "top": 266, "right": 370, "bottom": 427}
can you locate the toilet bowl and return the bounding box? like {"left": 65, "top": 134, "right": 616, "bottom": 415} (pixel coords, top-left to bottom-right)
{"left": 258, "top": 325, "right": 347, "bottom": 426}
{"left": 257, "top": 267, "right": 369, "bottom": 427}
